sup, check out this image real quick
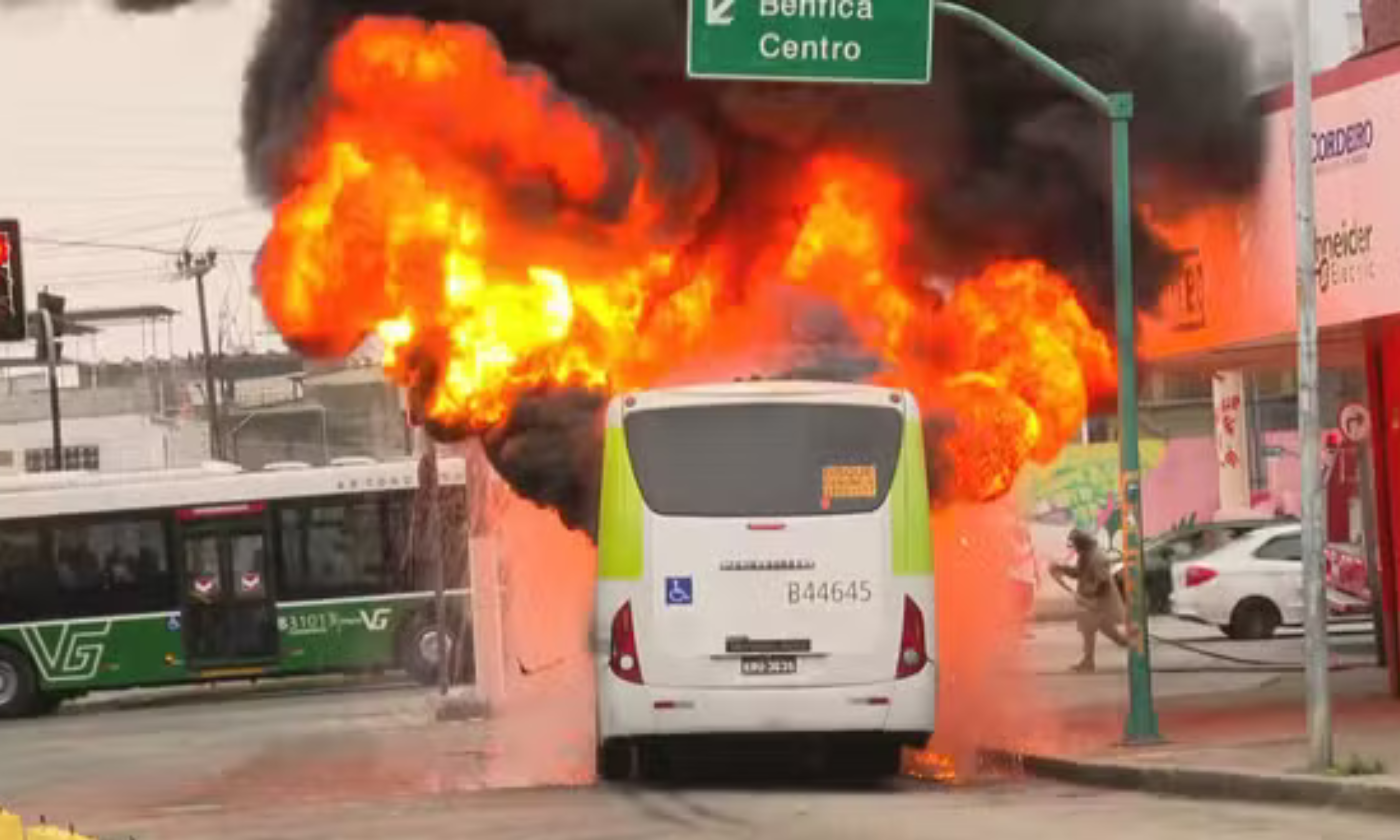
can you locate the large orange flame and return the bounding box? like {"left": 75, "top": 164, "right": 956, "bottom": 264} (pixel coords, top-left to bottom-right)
{"left": 258, "top": 16, "right": 1117, "bottom": 502}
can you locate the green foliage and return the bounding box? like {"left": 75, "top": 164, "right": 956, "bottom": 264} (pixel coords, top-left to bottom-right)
{"left": 1164, "top": 511, "right": 1198, "bottom": 536}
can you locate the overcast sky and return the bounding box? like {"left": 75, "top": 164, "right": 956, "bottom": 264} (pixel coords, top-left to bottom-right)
{"left": 0, "top": 0, "right": 271, "bottom": 368}
{"left": 0, "top": 0, "right": 1365, "bottom": 369}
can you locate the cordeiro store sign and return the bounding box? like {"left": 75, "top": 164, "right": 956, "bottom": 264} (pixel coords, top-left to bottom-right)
{"left": 1143, "top": 50, "right": 1400, "bottom": 359}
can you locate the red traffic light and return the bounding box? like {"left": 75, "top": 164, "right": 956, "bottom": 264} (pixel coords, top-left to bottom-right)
{"left": 1, "top": 220, "right": 26, "bottom": 342}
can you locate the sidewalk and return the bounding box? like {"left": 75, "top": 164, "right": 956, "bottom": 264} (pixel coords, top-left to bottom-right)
{"left": 997, "top": 665, "right": 1400, "bottom": 815}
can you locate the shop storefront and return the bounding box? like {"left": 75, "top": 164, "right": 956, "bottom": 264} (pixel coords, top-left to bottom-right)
{"left": 1142, "top": 44, "right": 1400, "bottom": 695}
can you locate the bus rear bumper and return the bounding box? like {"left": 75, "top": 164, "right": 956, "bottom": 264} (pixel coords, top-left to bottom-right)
{"left": 598, "top": 664, "right": 937, "bottom": 741}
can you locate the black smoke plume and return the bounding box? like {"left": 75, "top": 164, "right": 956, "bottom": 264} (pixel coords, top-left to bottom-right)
{"left": 479, "top": 387, "right": 607, "bottom": 539}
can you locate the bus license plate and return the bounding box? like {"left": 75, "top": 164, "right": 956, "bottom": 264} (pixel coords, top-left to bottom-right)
{"left": 741, "top": 656, "right": 797, "bottom": 676}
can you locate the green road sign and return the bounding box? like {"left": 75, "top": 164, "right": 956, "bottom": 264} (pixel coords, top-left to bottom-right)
{"left": 687, "top": 0, "right": 934, "bottom": 84}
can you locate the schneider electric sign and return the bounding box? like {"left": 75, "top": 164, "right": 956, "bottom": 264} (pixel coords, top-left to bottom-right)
{"left": 688, "top": 0, "right": 934, "bottom": 84}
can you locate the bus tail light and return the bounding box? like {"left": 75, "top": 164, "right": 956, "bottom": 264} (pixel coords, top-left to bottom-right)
{"left": 896, "top": 596, "right": 928, "bottom": 679}
{"left": 609, "top": 601, "right": 643, "bottom": 684}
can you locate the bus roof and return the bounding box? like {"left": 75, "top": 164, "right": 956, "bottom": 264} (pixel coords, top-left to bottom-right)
{"left": 0, "top": 458, "right": 467, "bottom": 523}
{"left": 612, "top": 380, "right": 916, "bottom": 417}
{"left": 626, "top": 379, "right": 905, "bottom": 400}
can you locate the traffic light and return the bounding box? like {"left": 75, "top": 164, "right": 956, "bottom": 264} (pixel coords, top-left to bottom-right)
{"left": 0, "top": 219, "right": 25, "bottom": 342}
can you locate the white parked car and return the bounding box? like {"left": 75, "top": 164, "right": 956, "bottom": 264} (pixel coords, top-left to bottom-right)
{"left": 1170, "top": 524, "right": 1306, "bottom": 640}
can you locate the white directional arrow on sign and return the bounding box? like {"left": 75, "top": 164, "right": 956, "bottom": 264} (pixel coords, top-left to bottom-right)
{"left": 706, "top": 0, "right": 736, "bottom": 26}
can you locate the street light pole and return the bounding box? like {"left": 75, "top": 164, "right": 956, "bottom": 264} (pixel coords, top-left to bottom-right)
{"left": 1109, "top": 92, "right": 1160, "bottom": 744}
{"left": 1291, "top": 0, "right": 1332, "bottom": 772}
{"left": 418, "top": 430, "right": 450, "bottom": 697}
{"left": 933, "top": 1, "right": 1159, "bottom": 745}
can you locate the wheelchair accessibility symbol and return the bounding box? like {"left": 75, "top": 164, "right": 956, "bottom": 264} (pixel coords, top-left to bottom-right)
{"left": 665, "top": 576, "right": 693, "bottom": 606}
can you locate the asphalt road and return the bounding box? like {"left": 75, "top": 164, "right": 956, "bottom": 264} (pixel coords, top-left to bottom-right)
{"left": 1028, "top": 614, "right": 1378, "bottom": 673}
{"left": 42, "top": 772, "right": 1400, "bottom": 840}
{"left": 0, "top": 618, "right": 1385, "bottom": 839}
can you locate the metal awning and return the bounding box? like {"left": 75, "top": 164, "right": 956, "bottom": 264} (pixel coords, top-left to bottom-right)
{"left": 1146, "top": 323, "right": 1366, "bottom": 373}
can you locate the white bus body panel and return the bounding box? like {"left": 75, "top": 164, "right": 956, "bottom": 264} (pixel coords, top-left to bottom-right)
{"left": 595, "top": 581, "right": 936, "bottom": 740}
{"left": 594, "top": 382, "right": 936, "bottom": 742}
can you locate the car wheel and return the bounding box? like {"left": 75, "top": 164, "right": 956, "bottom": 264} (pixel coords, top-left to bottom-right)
{"left": 1227, "top": 598, "right": 1282, "bottom": 640}
{"left": 0, "top": 645, "right": 40, "bottom": 720}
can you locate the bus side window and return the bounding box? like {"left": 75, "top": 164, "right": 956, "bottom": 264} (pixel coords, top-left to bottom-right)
{"left": 381, "top": 494, "right": 413, "bottom": 591}
{"left": 50, "top": 518, "right": 174, "bottom": 618}
{"left": 402, "top": 487, "right": 468, "bottom": 593}
{"left": 0, "top": 526, "right": 52, "bottom": 623}
{"left": 278, "top": 497, "right": 390, "bottom": 599}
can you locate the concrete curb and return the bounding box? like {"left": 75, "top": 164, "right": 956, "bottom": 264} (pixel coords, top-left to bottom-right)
{"left": 978, "top": 748, "right": 1400, "bottom": 817}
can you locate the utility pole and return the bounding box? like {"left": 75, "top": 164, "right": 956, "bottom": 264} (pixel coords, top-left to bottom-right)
{"left": 418, "top": 430, "right": 450, "bottom": 697}
{"left": 178, "top": 249, "right": 222, "bottom": 460}
{"left": 1292, "top": 0, "right": 1332, "bottom": 772}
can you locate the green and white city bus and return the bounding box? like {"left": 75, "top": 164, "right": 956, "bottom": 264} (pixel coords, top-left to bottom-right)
{"left": 0, "top": 458, "right": 471, "bottom": 718}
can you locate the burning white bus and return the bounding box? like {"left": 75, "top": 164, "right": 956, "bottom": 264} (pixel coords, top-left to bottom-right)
{"left": 592, "top": 380, "right": 936, "bottom": 780}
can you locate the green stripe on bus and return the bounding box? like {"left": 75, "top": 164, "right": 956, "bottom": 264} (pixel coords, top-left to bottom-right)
{"left": 0, "top": 594, "right": 460, "bottom": 693}
{"left": 598, "top": 424, "right": 645, "bottom": 580}
{"left": 892, "top": 419, "right": 934, "bottom": 575}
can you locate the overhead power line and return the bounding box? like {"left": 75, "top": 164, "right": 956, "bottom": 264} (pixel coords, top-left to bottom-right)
{"left": 23, "top": 237, "right": 183, "bottom": 257}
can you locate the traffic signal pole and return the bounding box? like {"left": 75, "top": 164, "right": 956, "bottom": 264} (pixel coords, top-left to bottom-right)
{"left": 39, "top": 307, "right": 62, "bottom": 466}
{"left": 934, "top": 2, "right": 1160, "bottom": 743}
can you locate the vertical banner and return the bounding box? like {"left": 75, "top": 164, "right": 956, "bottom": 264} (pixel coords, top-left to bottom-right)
{"left": 1213, "top": 370, "right": 1253, "bottom": 515}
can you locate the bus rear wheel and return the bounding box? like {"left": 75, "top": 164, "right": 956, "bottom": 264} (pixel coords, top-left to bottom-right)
{"left": 401, "top": 615, "right": 471, "bottom": 686}
{"left": 836, "top": 739, "right": 904, "bottom": 779}
{"left": 596, "top": 739, "right": 635, "bottom": 782}
{"left": 0, "top": 646, "right": 40, "bottom": 719}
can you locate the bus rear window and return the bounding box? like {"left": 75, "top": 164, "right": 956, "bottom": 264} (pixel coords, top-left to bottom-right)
{"left": 623, "top": 403, "right": 904, "bottom": 517}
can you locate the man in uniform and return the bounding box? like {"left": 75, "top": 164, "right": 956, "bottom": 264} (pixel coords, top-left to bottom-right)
{"left": 1051, "top": 529, "right": 1127, "bottom": 673}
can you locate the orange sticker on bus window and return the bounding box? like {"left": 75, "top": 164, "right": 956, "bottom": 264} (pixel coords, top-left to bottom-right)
{"left": 822, "top": 465, "right": 877, "bottom": 501}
